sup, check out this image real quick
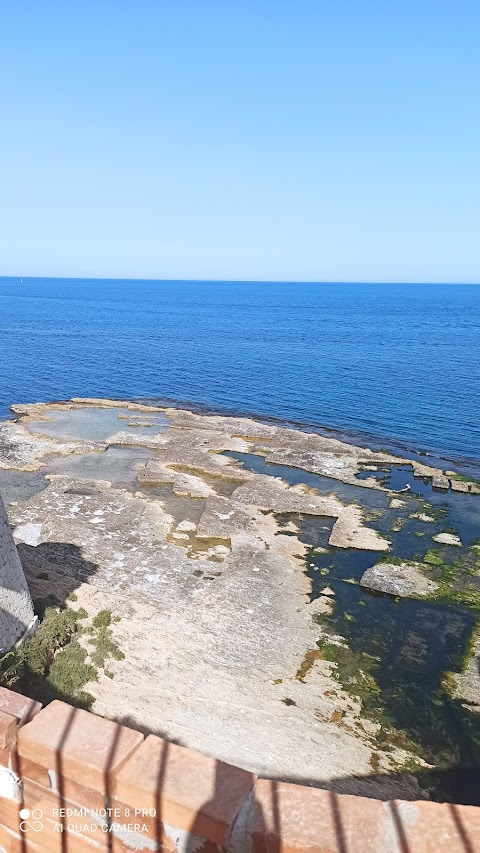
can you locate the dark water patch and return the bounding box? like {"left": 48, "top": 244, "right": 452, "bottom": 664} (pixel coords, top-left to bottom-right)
{"left": 357, "top": 465, "right": 434, "bottom": 497}
{"left": 355, "top": 464, "right": 480, "bottom": 548}
{"left": 306, "top": 547, "right": 379, "bottom": 591}
{"left": 293, "top": 514, "right": 336, "bottom": 550}
{"left": 315, "top": 576, "right": 480, "bottom": 803}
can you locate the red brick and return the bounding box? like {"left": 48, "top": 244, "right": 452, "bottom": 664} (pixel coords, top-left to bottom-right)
{"left": 15, "top": 755, "right": 108, "bottom": 813}
{"left": 0, "top": 687, "right": 42, "bottom": 726}
{"left": 109, "top": 795, "right": 159, "bottom": 842}
{"left": 19, "top": 782, "right": 107, "bottom": 853}
{"left": 0, "top": 822, "right": 43, "bottom": 853}
{"left": 0, "top": 711, "right": 17, "bottom": 749}
{"left": 21, "top": 780, "right": 168, "bottom": 853}
{"left": 16, "top": 701, "right": 144, "bottom": 793}
{"left": 0, "top": 744, "right": 14, "bottom": 768}
{"left": 19, "top": 774, "right": 172, "bottom": 851}
{"left": 114, "top": 735, "right": 255, "bottom": 846}
{"left": 21, "top": 778, "right": 105, "bottom": 831}
{"left": 387, "top": 799, "right": 480, "bottom": 852}
{"left": 111, "top": 836, "right": 164, "bottom": 853}
{"left": 0, "top": 794, "right": 21, "bottom": 832}
{"left": 0, "top": 690, "right": 42, "bottom": 767}
{"left": 13, "top": 753, "right": 51, "bottom": 787}
{"left": 58, "top": 776, "right": 108, "bottom": 814}
{"left": 248, "top": 779, "right": 390, "bottom": 853}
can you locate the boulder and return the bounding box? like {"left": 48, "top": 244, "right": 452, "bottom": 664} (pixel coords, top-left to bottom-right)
{"left": 360, "top": 562, "right": 438, "bottom": 598}
{"left": 450, "top": 479, "right": 470, "bottom": 493}
{"left": 432, "top": 475, "right": 449, "bottom": 490}
{"left": 433, "top": 532, "right": 462, "bottom": 547}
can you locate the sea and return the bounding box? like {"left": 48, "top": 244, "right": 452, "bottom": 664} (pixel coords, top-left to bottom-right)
{"left": 1, "top": 278, "right": 479, "bottom": 473}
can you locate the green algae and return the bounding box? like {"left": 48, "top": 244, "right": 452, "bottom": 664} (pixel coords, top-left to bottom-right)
{"left": 424, "top": 549, "right": 444, "bottom": 566}
{"left": 448, "top": 472, "right": 480, "bottom": 488}
{"left": 419, "top": 548, "right": 480, "bottom": 609}
{"left": 315, "top": 633, "right": 432, "bottom": 759}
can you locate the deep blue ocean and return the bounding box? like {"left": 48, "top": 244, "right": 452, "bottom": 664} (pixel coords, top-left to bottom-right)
{"left": 1, "top": 278, "right": 479, "bottom": 471}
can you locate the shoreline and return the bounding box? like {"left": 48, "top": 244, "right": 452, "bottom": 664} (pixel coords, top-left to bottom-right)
{"left": 136, "top": 396, "right": 480, "bottom": 477}
{"left": 3, "top": 392, "right": 479, "bottom": 480}
{"left": 1, "top": 396, "right": 479, "bottom": 802}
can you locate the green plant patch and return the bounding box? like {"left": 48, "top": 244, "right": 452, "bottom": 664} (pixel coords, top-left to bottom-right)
{"left": 92, "top": 609, "right": 112, "bottom": 629}
{"left": 0, "top": 604, "right": 122, "bottom": 710}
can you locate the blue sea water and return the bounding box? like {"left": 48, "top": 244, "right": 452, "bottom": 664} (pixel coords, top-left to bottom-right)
{"left": 0, "top": 278, "right": 479, "bottom": 470}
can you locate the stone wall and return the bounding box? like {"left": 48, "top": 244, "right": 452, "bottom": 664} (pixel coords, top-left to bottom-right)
{"left": 0, "top": 495, "right": 36, "bottom": 653}
{"left": 0, "top": 686, "right": 479, "bottom": 852}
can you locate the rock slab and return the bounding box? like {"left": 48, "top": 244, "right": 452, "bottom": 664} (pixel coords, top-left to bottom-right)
{"left": 360, "top": 562, "right": 438, "bottom": 598}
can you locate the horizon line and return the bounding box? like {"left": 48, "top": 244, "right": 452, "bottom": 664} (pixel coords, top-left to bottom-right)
{"left": 0, "top": 276, "right": 479, "bottom": 286}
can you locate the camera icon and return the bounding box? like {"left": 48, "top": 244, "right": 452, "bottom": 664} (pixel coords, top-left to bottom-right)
{"left": 19, "top": 808, "right": 44, "bottom": 832}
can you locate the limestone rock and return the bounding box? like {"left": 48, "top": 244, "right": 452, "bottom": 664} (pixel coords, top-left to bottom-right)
{"left": 176, "top": 520, "right": 197, "bottom": 532}
{"left": 433, "top": 532, "right": 462, "bottom": 547}
{"left": 450, "top": 479, "right": 470, "bottom": 493}
{"left": 360, "top": 562, "right": 437, "bottom": 598}
{"left": 231, "top": 473, "right": 343, "bottom": 518}
{"left": 329, "top": 506, "right": 389, "bottom": 551}
{"left": 432, "top": 475, "right": 449, "bottom": 490}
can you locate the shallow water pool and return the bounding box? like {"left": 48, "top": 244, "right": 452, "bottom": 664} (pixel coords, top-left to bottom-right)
{"left": 25, "top": 406, "right": 169, "bottom": 442}
{"left": 46, "top": 445, "right": 154, "bottom": 488}
{"left": 0, "top": 469, "right": 48, "bottom": 505}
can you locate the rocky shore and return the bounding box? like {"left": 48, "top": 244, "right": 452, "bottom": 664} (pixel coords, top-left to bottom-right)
{"left": 1, "top": 398, "right": 479, "bottom": 802}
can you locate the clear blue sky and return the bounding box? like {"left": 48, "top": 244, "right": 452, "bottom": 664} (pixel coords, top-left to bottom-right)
{"left": 1, "top": 1, "right": 479, "bottom": 282}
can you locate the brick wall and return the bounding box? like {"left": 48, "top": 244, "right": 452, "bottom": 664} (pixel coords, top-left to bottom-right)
{"left": 0, "top": 495, "right": 36, "bottom": 653}
{"left": 0, "top": 687, "right": 479, "bottom": 852}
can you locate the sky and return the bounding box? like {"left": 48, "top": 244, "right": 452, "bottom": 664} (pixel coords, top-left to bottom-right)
{"left": 1, "top": 1, "right": 479, "bottom": 282}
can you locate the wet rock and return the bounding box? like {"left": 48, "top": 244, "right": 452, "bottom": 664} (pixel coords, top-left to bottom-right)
{"left": 409, "top": 512, "right": 435, "bottom": 522}
{"left": 360, "top": 562, "right": 438, "bottom": 598}
{"left": 433, "top": 532, "right": 462, "bottom": 546}
{"left": 70, "top": 398, "right": 166, "bottom": 413}
{"left": 231, "top": 473, "right": 343, "bottom": 518}
{"left": 432, "top": 475, "right": 449, "bottom": 490}
{"left": 329, "top": 506, "right": 389, "bottom": 551}
{"left": 450, "top": 479, "right": 470, "bottom": 493}
{"left": 451, "top": 632, "right": 480, "bottom": 709}
{"left": 0, "top": 422, "right": 100, "bottom": 471}
{"left": 307, "top": 596, "right": 333, "bottom": 617}
{"left": 138, "top": 459, "right": 218, "bottom": 498}
{"left": 389, "top": 498, "right": 406, "bottom": 509}
{"left": 165, "top": 407, "right": 402, "bottom": 489}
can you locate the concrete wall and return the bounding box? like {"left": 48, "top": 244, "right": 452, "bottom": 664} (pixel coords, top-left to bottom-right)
{"left": 0, "top": 687, "right": 479, "bottom": 852}
{"left": 0, "top": 494, "right": 36, "bottom": 653}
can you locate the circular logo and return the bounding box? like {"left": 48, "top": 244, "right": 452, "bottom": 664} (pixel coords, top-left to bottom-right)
{"left": 19, "top": 808, "right": 44, "bottom": 832}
